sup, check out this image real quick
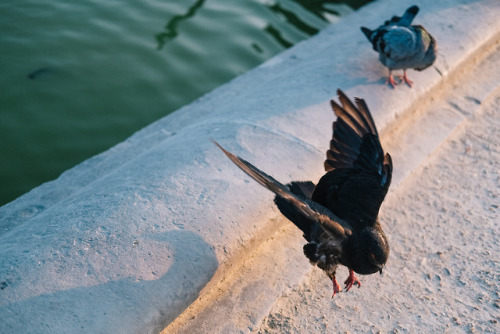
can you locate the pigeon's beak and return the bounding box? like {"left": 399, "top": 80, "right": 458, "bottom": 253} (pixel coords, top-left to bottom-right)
{"left": 379, "top": 268, "right": 383, "bottom": 275}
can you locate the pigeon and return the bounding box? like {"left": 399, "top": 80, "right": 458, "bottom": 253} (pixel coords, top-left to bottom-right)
{"left": 361, "top": 5, "right": 437, "bottom": 88}
{"left": 213, "top": 89, "right": 392, "bottom": 297}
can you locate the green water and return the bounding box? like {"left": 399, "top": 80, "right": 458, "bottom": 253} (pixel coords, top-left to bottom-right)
{"left": 0, "top": 0, "right": 371, "bottom": 206}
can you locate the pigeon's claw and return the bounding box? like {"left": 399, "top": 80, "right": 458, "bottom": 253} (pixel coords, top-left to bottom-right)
{"left": 386, "top": 72, "right": 398, "bottom": 89}
{"left": 330, "top": 274, "right": 342, "bottom": 298}
{"left": 400, "top": 70, "right": 413, "bottom": 87}
{"left": 344, "top": 269, "right": 361, "bottom": 291}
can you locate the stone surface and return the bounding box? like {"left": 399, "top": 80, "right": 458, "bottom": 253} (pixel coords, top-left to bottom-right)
{"left": 1, "top": 0, "right": 499, "bottom": 333}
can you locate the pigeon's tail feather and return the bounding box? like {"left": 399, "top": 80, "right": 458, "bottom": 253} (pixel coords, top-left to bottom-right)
{"left": 398, "top": 5, "right": 419, "bottom": 26}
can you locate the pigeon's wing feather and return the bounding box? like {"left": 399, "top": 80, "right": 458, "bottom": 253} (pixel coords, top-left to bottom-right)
{"left": 413, "top": 25, "right": 438, "bottom": 71}
{"left": 212, "top": 140, "right": 352, "bottom": 240}
{"left": 325, "top": 90, "right": 385, "bottom": 174}
{"left": 273, "top": 195, "right": 348, "bottom": 242}
{"left": 315, "top": 90, "right": 392, "bottom": 225}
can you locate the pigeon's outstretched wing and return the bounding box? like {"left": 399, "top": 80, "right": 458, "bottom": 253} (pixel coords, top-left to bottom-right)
{"left": 313, "top": 90, "right": 392, "bottom": 226}
{"left": 212, "top": 139, "right": 352, "bottom": 241}
{"left": 324, "top": 90, "right": 391, "bottom": 178}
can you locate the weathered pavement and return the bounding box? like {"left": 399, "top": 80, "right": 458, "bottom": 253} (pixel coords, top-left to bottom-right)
{"left": 1, "top": 1, "right": 499, "bottom": 333}
{"left": 168, "top": 31, "right": 500, "bottom": 334}
{"left": 257, "top": 46, "right": 500, "bottom": 333}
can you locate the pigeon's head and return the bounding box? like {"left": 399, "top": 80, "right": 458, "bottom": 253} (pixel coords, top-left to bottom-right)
{"left": 349, "top": 226, "right": 389, "bottom": 275}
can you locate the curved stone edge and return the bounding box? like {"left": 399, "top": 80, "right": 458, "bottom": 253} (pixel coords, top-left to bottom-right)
{"left": 1, "top": 0, "right": 499, "bottom": 333}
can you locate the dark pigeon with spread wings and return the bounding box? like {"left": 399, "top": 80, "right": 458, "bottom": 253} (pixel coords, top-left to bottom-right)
{"left": 213, "top": 90, "right": 392, "bottom": 297}
{"left": 361, "top": 5, "right": 437, "bottom": 88}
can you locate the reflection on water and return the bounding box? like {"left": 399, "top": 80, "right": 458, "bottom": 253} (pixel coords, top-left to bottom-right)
{"left": 289, "top": 0, "right": 368, "bottom": 19}
{"left": 264, "top": 24, "right": 294, "bottom": 49}
{"left": 156, "top": 0, "right": 206, "bottom": 50}
{"left": 0, "top": 0, "right": 372, "bottom": 206}
{"left": 155, "top": 0, "right": 358, "bottom": 51}
{"left": 268, "top": 2, "right": 320, "bottom": 36}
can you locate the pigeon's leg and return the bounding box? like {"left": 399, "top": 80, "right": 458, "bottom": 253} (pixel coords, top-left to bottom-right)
{"left": 400, "top": 69, "right": 413, "bottom": 87}
{"left": 385, "top": 70, "right": 397, "bottom": 89}
{"left": 329, "top": 273, "right": 341, "bottom": 298}
{"left": 344, "top": 269, "right": 361, "bottom": 291}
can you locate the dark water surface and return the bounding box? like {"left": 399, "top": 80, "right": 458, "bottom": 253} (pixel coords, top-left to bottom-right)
{"left": 0, "top": 0, "right": 371, "bottom": 206}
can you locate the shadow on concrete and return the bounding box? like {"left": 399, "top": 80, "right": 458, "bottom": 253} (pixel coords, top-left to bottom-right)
{"left": 0, "top": 230, "right": 218, "bottom": 334}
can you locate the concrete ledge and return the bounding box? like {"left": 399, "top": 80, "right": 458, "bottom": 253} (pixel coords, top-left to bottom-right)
{"left": 1, "top": 0, "right": 499, "bottom": 333}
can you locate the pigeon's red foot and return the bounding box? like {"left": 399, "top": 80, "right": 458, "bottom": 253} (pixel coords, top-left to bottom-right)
{"left": 344, "top": 269, "right": 361, "bottom": 291}
{"left": 385, "top": 74, "right": 398, "bottom": 89}
{"left": 399, "top": 70, "right": 413, "bottom": 87}
{"left": 329, "top": 274, "right": 342, "bottom": 298}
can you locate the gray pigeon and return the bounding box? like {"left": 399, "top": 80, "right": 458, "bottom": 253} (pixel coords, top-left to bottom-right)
{"left": 361, "top": 5, "right": 437, "bottom": 88}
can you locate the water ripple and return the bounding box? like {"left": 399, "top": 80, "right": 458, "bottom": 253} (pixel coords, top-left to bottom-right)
{"left": 0, "top": 0, "right": 371, "bottom": 205}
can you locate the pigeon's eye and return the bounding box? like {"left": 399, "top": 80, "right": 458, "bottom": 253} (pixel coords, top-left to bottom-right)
{"left": 370, "top": 253, "right": 376, "bottom": 260}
